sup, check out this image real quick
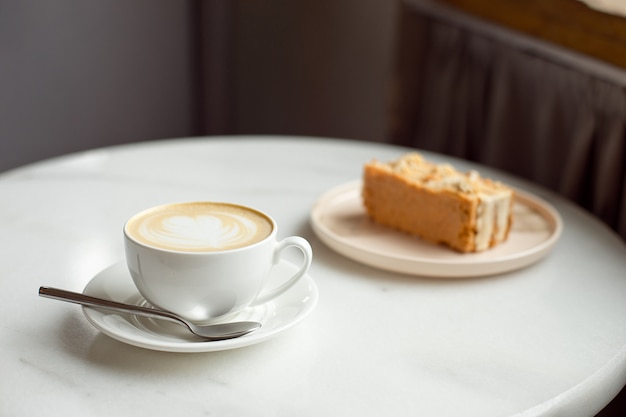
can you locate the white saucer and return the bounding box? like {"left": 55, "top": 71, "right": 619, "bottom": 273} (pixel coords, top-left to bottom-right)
{"left": 82, "top": 261, "right": 318, "bottom": 352}
{"left": 311, "top": 181, "right": 562, "bottom": 277}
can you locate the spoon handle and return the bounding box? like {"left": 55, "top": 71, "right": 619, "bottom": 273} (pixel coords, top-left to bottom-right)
{"left": 38, "top": 286, "right": 182, "bottom": 324}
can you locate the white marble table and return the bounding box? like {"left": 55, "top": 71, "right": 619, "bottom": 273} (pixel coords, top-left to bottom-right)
{"left": 2, "top": 136, "right": 626, "bottom": 416}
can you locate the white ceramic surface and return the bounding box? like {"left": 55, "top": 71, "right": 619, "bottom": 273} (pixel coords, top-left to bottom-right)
{"left": 82, "top": 261, "right": 318, "bottom": 353}
{"left": 311, "top": 181, "right": 562, "bottom": 277}
{"left": 3, "top": 137, "right": 626, "bottom": 417}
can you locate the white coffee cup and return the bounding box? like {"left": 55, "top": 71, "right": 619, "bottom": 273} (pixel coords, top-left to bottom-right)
{"left": 123, "top": 202, "right": 313, "bottom": 323}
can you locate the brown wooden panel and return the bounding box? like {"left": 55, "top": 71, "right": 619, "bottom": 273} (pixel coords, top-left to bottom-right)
{"left": 433, "top": 0, "right": 626, "bottom": 69}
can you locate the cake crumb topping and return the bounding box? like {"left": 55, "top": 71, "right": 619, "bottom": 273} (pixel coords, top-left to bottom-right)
{"left": 375, "top": 153, "right": 508, "bottom": 196}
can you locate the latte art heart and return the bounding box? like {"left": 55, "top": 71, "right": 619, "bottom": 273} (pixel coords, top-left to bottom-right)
{"left": 126, "top": 202, "right": 274, "bottom": 252}
{"left": 140, "top": 213, "right": 258, "bottom": 250}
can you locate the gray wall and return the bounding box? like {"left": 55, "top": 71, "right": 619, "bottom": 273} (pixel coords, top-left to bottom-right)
{"left": 231, "top": 0, "right": 397, "bottom": 141}
{"left": 0, "top": 0, "right": 198, "bottom": 172}
{"left": 0, "top": 0, "right": 397, "bottom": 173}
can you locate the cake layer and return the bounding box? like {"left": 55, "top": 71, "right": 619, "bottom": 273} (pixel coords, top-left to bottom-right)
{"left": 362, "top": 153, "right": 513, "bottom": 252}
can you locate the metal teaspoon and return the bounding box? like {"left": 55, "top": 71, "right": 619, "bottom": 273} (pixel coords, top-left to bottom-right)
{"left": 38, "top": 286, "right": 261, "bottom": 341}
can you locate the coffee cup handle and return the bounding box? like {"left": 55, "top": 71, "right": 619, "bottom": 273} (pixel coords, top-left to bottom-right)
{"left": 251, "top": 236, "right": 313, "bottom": 306}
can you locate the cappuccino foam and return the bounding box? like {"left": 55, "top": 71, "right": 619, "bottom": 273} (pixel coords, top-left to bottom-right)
{"left": 126, "top": 202, "right": 273, "bottom": 252}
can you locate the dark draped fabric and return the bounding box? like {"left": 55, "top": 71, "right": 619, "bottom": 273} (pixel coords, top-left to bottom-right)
{"left": 393, "top": 2, "right": 626, "bottom": 241}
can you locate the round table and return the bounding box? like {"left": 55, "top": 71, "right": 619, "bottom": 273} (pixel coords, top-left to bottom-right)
{"left": 2, "top": 136, "right": 625, "bottom": 416}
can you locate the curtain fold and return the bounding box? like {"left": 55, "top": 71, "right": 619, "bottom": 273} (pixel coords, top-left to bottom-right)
{"left": 396, "top": 13, "right": 626, "bottom": 240}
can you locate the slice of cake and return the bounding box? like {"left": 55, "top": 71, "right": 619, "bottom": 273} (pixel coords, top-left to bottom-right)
{"left": 362, "top": 153, "right": 513, "bottom": 253}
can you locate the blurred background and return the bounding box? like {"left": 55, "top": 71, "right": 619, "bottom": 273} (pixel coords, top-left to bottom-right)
{"left": 1, "top": 0, "right": 625, "bottom": 414}
{"left": 3, "top": 0, "right": 624, "bottom": 242}
{"left": 0, "top": 0, "right": 397, "bottom": 172}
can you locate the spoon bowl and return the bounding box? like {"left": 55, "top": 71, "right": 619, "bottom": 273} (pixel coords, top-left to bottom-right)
{"left": 39, "top": 286, "right": 261, "bottom": 341}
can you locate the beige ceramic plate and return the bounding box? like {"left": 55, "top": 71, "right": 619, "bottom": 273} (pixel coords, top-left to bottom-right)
{"left": 310, "top": 181, "right": 562, "bottom": 277}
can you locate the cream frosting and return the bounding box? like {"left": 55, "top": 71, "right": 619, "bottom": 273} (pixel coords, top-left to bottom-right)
{"left": 475, "top": 193, "right": 512, "bottom": 250}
